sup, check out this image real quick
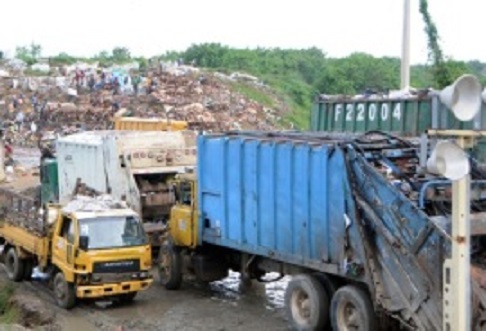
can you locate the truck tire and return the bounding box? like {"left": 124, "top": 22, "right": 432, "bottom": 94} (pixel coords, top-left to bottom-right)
{"left": 284, "top": 274, "right": 329, "bottom": 331}
{"left": 23, "top": 259, "right": 34, "bottom": 281}
{"left": 158, "top": 242, "right": 182, "bottom": 290}
{"left": 53, "top": 272, "right": 76, "bottom": 309}
{"left": 331, "top": 285, "right": 376, "bottom": 331}
{"left": 314, "top": 272, "right": 339, "bottom": 298}
{"left": 5, "top": 248, "right": 24, "bottom": 282}
{"left": 314, "top": 273, "right": 340, "bottom": 330}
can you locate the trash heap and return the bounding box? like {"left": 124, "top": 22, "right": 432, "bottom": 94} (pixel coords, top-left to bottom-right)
{"left": 0, "top": 60, "right": 288, "bottom": 146}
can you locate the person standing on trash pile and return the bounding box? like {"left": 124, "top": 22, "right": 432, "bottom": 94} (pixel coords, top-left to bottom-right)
{"left": 11, "top": 95, "right": 19, "bottom": 111}
{"left": 88, "top": 74, "right": 96, "bottom": 92}
{"left": 31, "top": 93, "right": 38, "bottom": 110}
{"left": 4, "top": 138, "right": 13, "bottom": 165}
{"left": 38, "top": 99, "right": 48, "bottom": 126}
{"left": 113, "top": 77, "right": 121, "bottom": 95}
{"left": 131, "top": 73, "right": 141, "bottom": 96}
{"left": 74, "top": 68, "right": 85, "bottom": 88}
{"left": 74, "top": 68, "right": 81, "bottom": 86}
{"left": 146, "top": 75, "right": 153, "bottom": 94}
{"left": 14, "top": 110, "right": 24, "bottom": 131}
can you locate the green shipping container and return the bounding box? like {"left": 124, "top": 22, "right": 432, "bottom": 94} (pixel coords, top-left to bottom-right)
{"left": 311, "top": 95, "right": 486, "bottom": 136}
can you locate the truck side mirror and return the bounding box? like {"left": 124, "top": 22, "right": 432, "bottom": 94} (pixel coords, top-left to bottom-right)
{"left": 79, "top": 235, "right": 89, "bottom": 250}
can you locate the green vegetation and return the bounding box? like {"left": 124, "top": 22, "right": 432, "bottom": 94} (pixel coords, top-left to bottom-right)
{"left": 229, "top": 82, "right": 276, "bottom": 109}
{"left": 15, "top": 43, "right": 42, "bottom": 66}
{"left": 0, "top": 283, "right": 17, "bottom": 324}
{"left": 419, "top": 0, "right": 457, "bottom": 88}
{"left": 8, "top": 42, "right": 486, "bottom": 129}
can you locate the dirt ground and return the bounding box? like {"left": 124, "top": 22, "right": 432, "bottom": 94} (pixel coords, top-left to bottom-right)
{"left": 4, "top": 270, "right": 290, "bottom": 331}
{"left": 0, "top": 147, "right": 291, "bottom": 331}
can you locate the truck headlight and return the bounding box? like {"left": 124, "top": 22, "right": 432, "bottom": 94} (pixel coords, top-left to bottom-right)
{"left": 140, "top": 271, "right": 148, "bottom": 278}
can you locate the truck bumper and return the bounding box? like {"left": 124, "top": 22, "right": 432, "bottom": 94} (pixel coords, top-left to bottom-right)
{"left": 76, "top": 278, "right": 153, "bottom": 298}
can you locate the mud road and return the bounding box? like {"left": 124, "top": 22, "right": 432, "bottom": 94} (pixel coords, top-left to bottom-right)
{"left": 6, "top": 269, "right": 289, "bottom": 331}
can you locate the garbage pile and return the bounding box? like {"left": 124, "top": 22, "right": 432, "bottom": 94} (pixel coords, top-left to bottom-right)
{"left": 0, "top": 61, "right": 287, "bottom": 146}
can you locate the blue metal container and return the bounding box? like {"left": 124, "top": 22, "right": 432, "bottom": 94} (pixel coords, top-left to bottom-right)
{"left": 197, "top": 134, "right": 353, "bottom": 272}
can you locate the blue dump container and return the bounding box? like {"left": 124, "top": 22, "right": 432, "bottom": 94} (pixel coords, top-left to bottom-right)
{"left": 198, "top": 134, "right": 350, "bottom": 271}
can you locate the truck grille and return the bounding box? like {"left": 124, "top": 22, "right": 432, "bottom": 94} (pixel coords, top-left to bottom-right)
{"left": 90, "top": 272, "right": 134, "bottom": 284}
{"left": 93, "top": 259, "right": 140, "bottom": 273}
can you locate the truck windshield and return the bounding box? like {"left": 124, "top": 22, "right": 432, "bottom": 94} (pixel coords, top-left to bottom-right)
{"left": 79, "top": 216, "right": 147, "bottom": 250}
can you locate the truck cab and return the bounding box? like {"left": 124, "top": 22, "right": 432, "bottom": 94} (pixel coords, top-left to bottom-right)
{"left": 158, "top": 174, "right": 201, "bottom": 289}
{"left": 0, "top": 193, "right": 153, "bottom": 309}
{"left": 48, "top": 197, "right": 153, "bottom": 308}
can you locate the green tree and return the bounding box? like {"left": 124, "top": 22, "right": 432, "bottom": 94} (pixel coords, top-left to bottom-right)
{"left": 50, "top": 52, "right": 77, "bottom": 66}
{"left": 183, "top": 43, "right": 228, "bottom": 68}
{"left": 419, "top": 0, "right": 453, "bottom": 88}
{"left": 315, "top": 53, "right": 400, "bottom": 94}
{"left": 15, "top": 43, "right": 42, "bottom": 65}
{"left": 112, "top": 47, "right": 131, "bottom": 63}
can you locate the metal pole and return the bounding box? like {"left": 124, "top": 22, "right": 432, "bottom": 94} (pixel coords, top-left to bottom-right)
{"left": 0, "top": 138, "right": 5, "bottom": 183}
{"left": 451, "top": 136, "right": 471, "bottom": 331}
{"left": 400, "top": 0, "right": 411, "bottom": 89}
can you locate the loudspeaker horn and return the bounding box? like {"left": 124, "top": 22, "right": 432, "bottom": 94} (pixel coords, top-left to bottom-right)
{"left": 427, "top": 141, "right": 470, "bottom": 180}
{"left": 440, "top": 74, "right": 482, "bottom": 121}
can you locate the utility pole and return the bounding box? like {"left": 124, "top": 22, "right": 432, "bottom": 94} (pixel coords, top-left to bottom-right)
{"left": 451, "top": 136, "right": 471, "bottom": 331}
{"left": 401, "top": 0, "right": 411, "bottom": 89}
{"left": 0, "top": 138, "right": 4, "bottom": 183}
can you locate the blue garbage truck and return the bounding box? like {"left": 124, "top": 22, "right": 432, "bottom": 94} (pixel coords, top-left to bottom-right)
{"left": 158, "top": 131, "right": 486, "bottom": 330}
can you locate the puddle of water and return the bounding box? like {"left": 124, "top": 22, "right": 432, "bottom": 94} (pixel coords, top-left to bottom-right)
{"left": 209, "top": 271, "right": 289, "bottom": 310}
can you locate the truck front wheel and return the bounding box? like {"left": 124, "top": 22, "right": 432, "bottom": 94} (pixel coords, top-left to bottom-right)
{"left": 53, "top": 272, "right": 76, "bottom": 309}
{"left": 5, "top": 247, "right": 24, "bottom": 282}
{"left": 158, "top": 242, "right": 182, "bottom": 290}
{"left": 284, "top": 274, "right": 329, "bottom": 331}
{"left": 331, "top": 285, "right": 376, "bottom": 331}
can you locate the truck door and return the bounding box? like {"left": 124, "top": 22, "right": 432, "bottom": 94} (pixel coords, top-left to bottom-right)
{"left": 170, "top": 180, "right": 196, "bottom": 247}
{"left": 52, "top": 214, "right": 77, "bottom": 271}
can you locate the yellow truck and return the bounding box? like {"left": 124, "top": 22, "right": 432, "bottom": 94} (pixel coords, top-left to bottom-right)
{"left": 0, "top": 188, "right": 153, "bottom": 309}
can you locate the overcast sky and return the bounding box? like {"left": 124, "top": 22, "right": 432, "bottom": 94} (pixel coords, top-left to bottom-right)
{"left": 0, "top": 0, "right": 483, "bottom": 63}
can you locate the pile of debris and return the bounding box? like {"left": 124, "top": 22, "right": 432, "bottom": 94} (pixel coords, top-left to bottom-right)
{"left": 0, "top": 61, "right": 288, "bottom": 146}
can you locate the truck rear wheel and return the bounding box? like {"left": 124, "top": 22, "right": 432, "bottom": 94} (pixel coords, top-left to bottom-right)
{"left": 284, "top": 274, "right": 329, "bottom": 331}
{"left": 53, "top": 272, "right": 76, "bottom": 309}
{"left": 331, "top": 285, "right": 376, "bottom": 331}
{"left": 158, "top": 241, "right": 182, "bottom": 290}
{"left": 5, "top": 247, "right": 24, "bottom": 282}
